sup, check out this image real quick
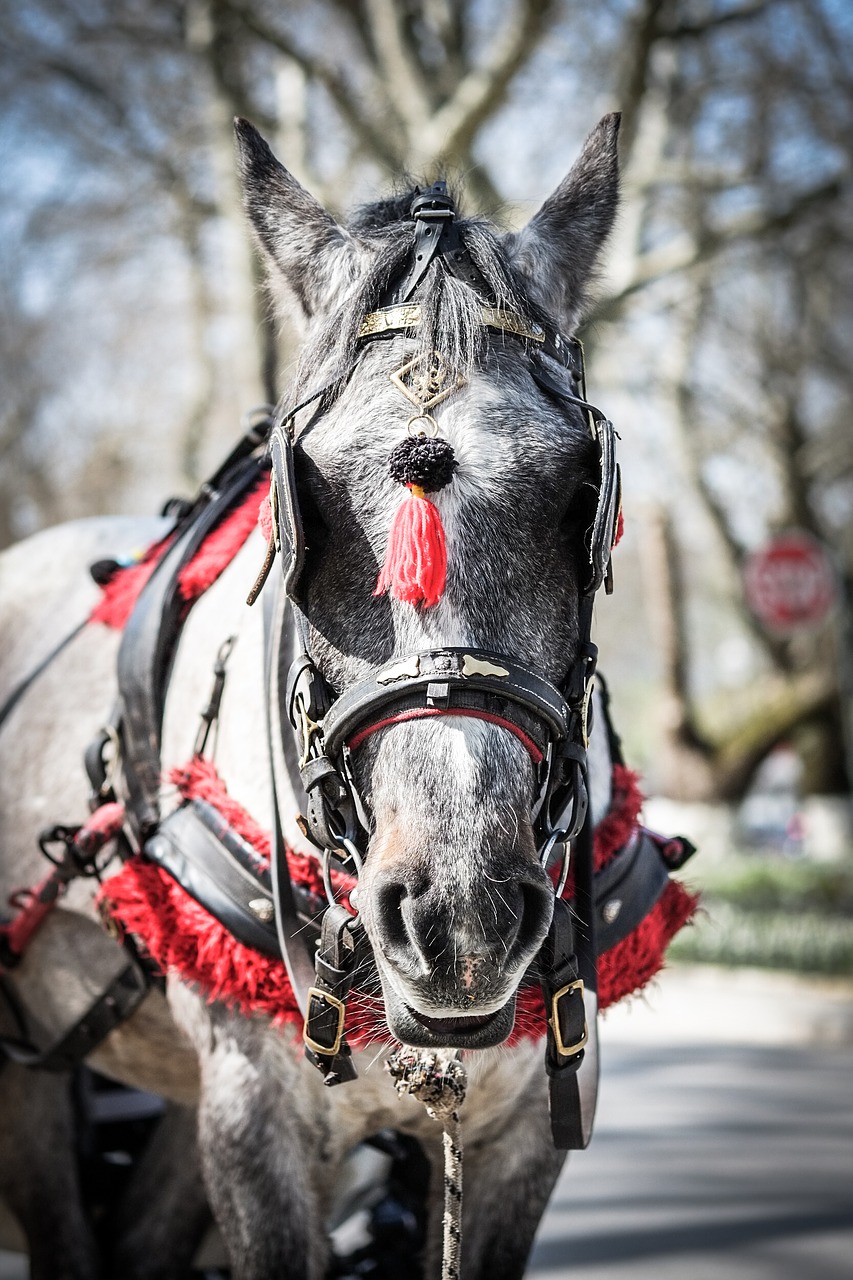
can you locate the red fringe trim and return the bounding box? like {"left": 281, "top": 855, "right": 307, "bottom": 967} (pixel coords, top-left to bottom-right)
{"left": 89, "top": 536, "right": 173, "bottom": 629}
{"left": 89, "top": 480, "right": 267, "bottom": 630}
{"left": 101, "top": 755, "right": 696, "bottom": 1042}
{"left": 177, "top": 479, "right": 267, "bottom": 603}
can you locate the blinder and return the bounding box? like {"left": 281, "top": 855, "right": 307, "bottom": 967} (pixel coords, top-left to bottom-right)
{"left": 269, "top": 425, "right": 305, "bottom": 599}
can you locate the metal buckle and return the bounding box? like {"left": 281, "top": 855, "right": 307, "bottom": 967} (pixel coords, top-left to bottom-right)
{"left": 294, "top": 691, "right": 323, "bottom": 770}
{"left": 303, "top": 987, "right": 347, "bottom": 1057}
{"left": 550, "top": 979, "right": 588, "bottom": 1058}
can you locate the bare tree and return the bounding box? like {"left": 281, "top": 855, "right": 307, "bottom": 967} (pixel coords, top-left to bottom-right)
{"left": 1, "top": 0, "right": 850, "bottom": 799}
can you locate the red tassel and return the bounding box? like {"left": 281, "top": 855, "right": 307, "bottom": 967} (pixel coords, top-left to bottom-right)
{"left": 374, "top": 485, "right": 447, "bottom": 607}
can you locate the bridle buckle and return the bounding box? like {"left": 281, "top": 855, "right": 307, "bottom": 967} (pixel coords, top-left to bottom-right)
{"left": 303, "top": 986, "right": 347, "bottom": 1057}
{"left": 550, "top": 978, "right": 588, "bottom": 1059}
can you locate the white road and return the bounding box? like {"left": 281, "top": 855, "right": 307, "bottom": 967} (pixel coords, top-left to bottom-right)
{"left": 531, "top": 965, "right": 853, "bottom": 1279}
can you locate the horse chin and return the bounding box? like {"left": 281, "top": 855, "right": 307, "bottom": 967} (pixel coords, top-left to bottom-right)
{"left": 382, "top": 985, "right": 518, "bottom": 1050}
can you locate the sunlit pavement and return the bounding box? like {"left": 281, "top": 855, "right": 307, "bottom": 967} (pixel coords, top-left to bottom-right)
{"left": 530, "top": 966, "right": 853, "bottom": 1279}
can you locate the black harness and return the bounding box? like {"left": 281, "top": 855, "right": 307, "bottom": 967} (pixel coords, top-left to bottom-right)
{"left": 0, "top": 183, "right": 696, "bottom": 1150}
{"left": 250, "top": 183, "right": 629, "bottom": 1143}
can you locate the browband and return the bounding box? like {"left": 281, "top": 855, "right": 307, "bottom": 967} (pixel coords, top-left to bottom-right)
{"left": 359, "top": 304, "right": 546, "bottom": 344}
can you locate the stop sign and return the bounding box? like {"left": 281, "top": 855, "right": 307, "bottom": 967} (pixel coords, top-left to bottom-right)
{"left": 744, "top": 531, "right": 837, "bottom": 634}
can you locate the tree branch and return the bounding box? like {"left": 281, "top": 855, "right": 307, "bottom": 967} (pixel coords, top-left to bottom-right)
{"left": 593, "top": 175, "right": 845, "bottom": 322}
{"left": 409, "top": 0, "right": 555, "bottom": 170}
{"left": 662, "top": 0, "right": 775, "bottom": 40}
{"left": 362, "top": 0, "right": 434, "bottom": 132}
{"left": 222, "top": 0, "right": 403, "bottom": 169}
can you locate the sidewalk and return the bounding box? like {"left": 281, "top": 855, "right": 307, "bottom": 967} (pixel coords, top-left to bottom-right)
{"left": 599, "top": 961, "right": 853, "bottom": 1047}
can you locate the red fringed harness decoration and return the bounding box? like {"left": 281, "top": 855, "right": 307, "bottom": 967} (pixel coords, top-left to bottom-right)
{"left": 89, "top": 478, "right": 269, "bottom": 631}
{"left": 100, "top": 757, "right": 696, "bottom": 1041}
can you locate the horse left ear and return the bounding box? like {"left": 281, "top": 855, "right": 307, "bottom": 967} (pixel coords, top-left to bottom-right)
{"left": 235, "top": 118, "right": 356, "bottom": 320}
{"left": 505, "top": 113, "right": 621, "bottom": 329}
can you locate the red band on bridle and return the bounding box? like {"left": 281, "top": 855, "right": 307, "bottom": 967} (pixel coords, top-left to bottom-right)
{"left": 346, "top": 706, "right": 544, "bottom": 764}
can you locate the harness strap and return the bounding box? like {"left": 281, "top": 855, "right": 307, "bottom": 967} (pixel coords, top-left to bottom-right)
{"left": 542, "top": 812, "right": 599, "bottom": 1149}
{"left": 118, "top": 457, "right": 268, "bottom": 838}
{"left": 0, "top": 961, "right": 148, "bottom": 1072}
{"left": 263, "top": 583, "right": 318, "bottom": 1016}
{"left": 0, "top": 619, "right": 88, "bottom": 736}
{"left": 303, "top": 904, "right": 360, "bottom": 1085}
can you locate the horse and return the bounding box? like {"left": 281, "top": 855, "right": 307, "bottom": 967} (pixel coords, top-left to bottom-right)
{"left": 0, "top": 110, "right": 692, "bottom": 1279}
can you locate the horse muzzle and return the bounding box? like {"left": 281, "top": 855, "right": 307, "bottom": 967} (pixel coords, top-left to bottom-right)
{"left": 363, "top": 862, "right": 554, "bottom": 1048}
{"left": 380, "top": 980, "right": 519, "bottom": 1049}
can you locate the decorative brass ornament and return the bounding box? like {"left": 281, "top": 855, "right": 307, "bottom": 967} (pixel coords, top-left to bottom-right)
{"left": 358, "top": 304, "right": 545, "bottom": 344}
{"left": 376, "top": 655, "right": 422, "bottom": 684}
{"left": 390, "top": 351, "right": 465, "bottom": 411}
{"left": 461, "top": 655, "right": 510, "bottom": 678}
{"left": 359, "top": 304, "right": 422, "bottom": 337}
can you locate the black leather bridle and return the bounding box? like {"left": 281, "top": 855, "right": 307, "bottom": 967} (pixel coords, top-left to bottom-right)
{"left": 260, "top": 182, "right": 621, "bottom": 1146}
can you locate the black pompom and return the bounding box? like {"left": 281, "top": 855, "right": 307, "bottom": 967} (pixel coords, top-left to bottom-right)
{"left": 388, "top": 435, "right": 458, "bottom": 492}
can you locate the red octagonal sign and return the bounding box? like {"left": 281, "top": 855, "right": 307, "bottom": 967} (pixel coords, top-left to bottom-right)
{"left": 744, "top": 531, "right": 837, "bottom": 635}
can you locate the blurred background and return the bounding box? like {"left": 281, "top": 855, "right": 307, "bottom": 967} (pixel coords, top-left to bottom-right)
{"left": 1, "top": 2, "right": 852, "bottom": 1276}
{"left": 2, "top": 0, "right": 852, "bottom": 976}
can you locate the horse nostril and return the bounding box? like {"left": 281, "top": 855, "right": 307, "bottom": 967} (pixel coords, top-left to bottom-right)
{"left": 373, "top": 879, "right": 421, "bottom": 970}
{"left": 518, "top": 880, "right": 555, "bottom": 953}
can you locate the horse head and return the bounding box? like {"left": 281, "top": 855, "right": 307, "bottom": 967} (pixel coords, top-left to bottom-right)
{"left": 236, "top": 116, "right": 620, "bottom": 1052}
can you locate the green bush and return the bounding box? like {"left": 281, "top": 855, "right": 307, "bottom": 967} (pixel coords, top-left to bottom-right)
{"left": 693, "top": 858, "right": 853, "bottom": 916}
{"left": 669, "top": 901, "right": 853, "bottom": 976}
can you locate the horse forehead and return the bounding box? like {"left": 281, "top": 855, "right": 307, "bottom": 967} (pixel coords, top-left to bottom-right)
{"left": 306, "top": 357, "right": 576, "bottom": 492}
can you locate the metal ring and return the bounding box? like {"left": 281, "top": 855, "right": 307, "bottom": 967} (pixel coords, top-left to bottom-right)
{"left": 406, "top": 413, "right": 439, "bottom": 437}
{"left": 540, "top": 829, "right": 572, "bottom": 899}
{"left": 322, "top": 840, "right": 363, "bottom": 920}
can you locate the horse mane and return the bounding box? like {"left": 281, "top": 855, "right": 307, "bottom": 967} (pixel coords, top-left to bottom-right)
{"left": 289, "top": 187, "right": 550, "bottom": 405}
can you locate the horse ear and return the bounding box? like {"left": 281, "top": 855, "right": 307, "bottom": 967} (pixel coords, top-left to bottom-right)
{"left": 506, "top": 113, "right": 621, "bottom": 329}
{"left": 234, "top": 118, "right": 356, "bottom": 320}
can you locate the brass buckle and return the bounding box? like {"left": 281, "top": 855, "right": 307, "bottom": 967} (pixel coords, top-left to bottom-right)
{"left": 303, "top": 987, "right": 346, "bottom": 1057}
{"left": 294, "top": 692, "right": 322, "bottom": 770}
{"left": 550, "top": 978, "right": 588, "bottom": 1058}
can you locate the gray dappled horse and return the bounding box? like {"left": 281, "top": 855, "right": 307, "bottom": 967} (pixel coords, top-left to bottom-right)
{"left": 0, "top": 113, "right": 621, "bottom": 1279}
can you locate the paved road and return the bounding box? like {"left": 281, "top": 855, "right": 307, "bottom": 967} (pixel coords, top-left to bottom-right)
{"left": 531, "top": 1039, "right": 853, "bottom": 1279}
{"left": 2, "top": 967, "right": 851, "bottom": 1278}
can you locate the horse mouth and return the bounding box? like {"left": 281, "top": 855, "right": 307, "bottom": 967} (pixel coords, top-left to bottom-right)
{"left": 383, "top": 989, "right": 517, "bottom": 1049}
{"left": 408, "top": 1009, "right": 500, "bottom": 1036}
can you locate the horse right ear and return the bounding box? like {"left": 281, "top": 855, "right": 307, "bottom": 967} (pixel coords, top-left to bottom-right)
{"left": 235, "top": 118, "right": 356, "bottom": 322}
{"left": 505, "top": 113, "right": 621, "bottom": 330}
